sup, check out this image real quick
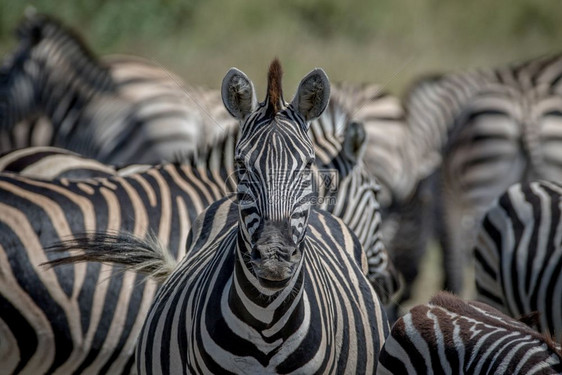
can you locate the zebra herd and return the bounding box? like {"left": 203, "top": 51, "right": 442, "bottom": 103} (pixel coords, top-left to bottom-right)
{"left": 2, "top": 10, "right": 562, "bottom": 374}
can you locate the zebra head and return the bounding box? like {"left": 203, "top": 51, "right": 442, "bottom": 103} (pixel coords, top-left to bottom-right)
{"left": 222, "top": 59, "right": 330, "bottom": 290}
{"left": 0, "top": 13, "right": 114, "bottom": 130}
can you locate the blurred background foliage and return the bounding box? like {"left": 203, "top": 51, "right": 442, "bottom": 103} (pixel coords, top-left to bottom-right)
{"left": 1, "top": 0, "right": 561, "bottom": 96}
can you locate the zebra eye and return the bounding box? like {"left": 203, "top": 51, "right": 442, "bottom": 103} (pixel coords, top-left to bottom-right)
{"left": 235, "top": 160, "right": 247, "bottom": 177}
{"left": 237, "top": 191, "right": 252, "bottom": 203}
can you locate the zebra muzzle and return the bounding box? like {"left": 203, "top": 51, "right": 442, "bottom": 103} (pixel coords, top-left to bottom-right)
{"left": 250, "top": 245, "right": 301, "bottom": 288}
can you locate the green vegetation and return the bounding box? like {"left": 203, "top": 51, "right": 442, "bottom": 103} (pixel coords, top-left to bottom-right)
{"left": 1, "top": 0, "right": 561, "bottom": 96}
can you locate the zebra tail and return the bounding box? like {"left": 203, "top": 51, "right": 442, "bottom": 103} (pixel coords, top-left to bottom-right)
{"left": 43, "top": 231, "right": 177, "bottom": 283}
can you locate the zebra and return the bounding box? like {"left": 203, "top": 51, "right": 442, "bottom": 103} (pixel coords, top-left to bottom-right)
{"left": 48, "top": 59, "right": 390, "bottom": 374}
{"left": 377, "top": 291, "right": 562, "bottom": 374}
{"left": 0, "top": 12, "right": 233, "bottom": 163}
{"left": 475, "top": 180, "right": 562, "bottom": 340}
{"left": 0, "top": 74, "right": 396, "bottom": 374}
{"left": 405, "top": 54, "right": 562, "bottom": 294}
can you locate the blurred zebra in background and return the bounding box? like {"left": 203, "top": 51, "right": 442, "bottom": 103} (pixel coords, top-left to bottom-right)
{"left": 0, "top": 146, "right": 149, "bottom": 179}
{"left": 378, "top": 291, "right": 562, "bottom": 374}
{"left": 0, "top": 12, "right": 234, "bottom": 164}
{"left": 48, "top": 60, "right": 390, "bottom": 373}
{"left": 329, "top": 82, "right": 415, "bottom": 206}
{"left": 475, "top": 180, "right": 562, "bottom": 339}
{"left": 0, "top": 90, "right": 397, "bottom": 373}
{"left": 405, "top": 54, "right": 562, "bottom": 294}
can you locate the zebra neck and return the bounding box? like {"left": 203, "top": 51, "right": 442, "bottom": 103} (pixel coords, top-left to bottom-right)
{"left": 226, "top": 236, "right": 306, "bottom": 337}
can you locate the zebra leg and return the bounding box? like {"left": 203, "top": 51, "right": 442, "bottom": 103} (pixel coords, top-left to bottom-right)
{"left": 386, "top": 173, "right": 436, "bottom": 319}
{"left": 440, "top": 175, "right": 470, "bottom": 294}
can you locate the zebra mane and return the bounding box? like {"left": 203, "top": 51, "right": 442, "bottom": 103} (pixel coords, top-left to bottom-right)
{"left": 266, "top": 58, "right": 284, "bottom": 114}
{"left": 15, "top": 13, "right": 115, "bottom": 92}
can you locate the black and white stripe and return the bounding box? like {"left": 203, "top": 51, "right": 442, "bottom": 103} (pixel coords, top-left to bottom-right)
{"left": 378, "top": 291, "right": 562, "bottom": 374}
{"left": 50, "top": 60, "right": 389, "bottom": 373}
{"left": 475, "top": 180, "right": 562, "bottom": 339}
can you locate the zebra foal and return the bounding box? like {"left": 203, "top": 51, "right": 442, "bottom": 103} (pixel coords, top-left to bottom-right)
{"left": 378, "top": 292, "right": 562, "bottom": 374}
{"left": 50, "top": 59, "right": 390, "bottom": 374}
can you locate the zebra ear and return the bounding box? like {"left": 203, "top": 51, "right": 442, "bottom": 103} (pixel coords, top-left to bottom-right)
{"left": 221, "top": 68, "right": 258, "bottom": 121}
{"left": 343, "top": 121, "right": 367, "bottom": 162}
{"left": 291, "top": 68, "right": 331, "bottom": 123}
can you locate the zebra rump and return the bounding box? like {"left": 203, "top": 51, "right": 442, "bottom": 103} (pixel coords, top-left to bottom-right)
{"left": 475, "top": 180, "right": 562, "bottom": 340}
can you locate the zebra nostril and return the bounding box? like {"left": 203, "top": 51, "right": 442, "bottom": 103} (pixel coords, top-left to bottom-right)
{"left": 251, "top": 248, "right": 262, "bottom": 262}
{"left": 291, "top": 248, "right": 298, "bottom": 258}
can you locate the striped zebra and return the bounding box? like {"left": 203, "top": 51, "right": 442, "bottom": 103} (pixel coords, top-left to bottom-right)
{"left": 475, "top": 180, "right": 562, "bottom": 339}
{"left": 0, "top": 75, "right": 396, "bottom": 373}
{"left": 49, "top": 59, "right": 390, "bottom": 374}
{"left": 0, "top": 12, "right": 233, "bottom": 163}
{"left": 378, "top": 291, "right": 562, "bottom": 374}
{"left": 406, "top": 54, "right": 562, "bottom": 293}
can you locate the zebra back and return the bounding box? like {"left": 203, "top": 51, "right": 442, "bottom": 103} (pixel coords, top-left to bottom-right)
{"left": 0, "top": 147, "right": 118, "bottom": 179}
{"left": 0, "top": 162, "right": 227, "bottom": 373}
{"left": 378, "top": 291, "right": 562, "bottom": 374}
